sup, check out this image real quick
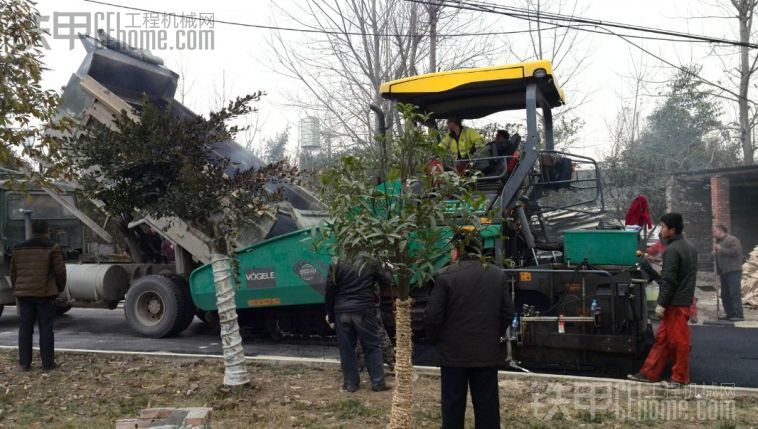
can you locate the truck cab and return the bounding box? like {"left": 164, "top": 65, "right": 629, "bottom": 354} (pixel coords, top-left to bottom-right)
{"left": 0, "top": 181, "right": 84, "bottom": 313}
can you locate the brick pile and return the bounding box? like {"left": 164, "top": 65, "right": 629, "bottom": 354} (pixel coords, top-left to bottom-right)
{"left": 115, "top": 407, "right": 212, "bottom": 429}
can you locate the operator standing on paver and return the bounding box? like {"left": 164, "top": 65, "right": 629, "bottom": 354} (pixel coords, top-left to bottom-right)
{"left": 628, "top": 213, "right": 697, "bottom": 388}
{"left": 10, "top": 220, "right": 67, "bottom": 372}
{"left": 440, "top": 117, "right": 484, "bottom": 165}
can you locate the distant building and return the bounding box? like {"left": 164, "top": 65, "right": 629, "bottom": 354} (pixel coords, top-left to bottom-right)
{"left": 667, "top": 165, "right": 758, "bottom": 270}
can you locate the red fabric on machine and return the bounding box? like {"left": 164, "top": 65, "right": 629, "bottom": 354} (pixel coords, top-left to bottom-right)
{"left": 640, "top": 305, "right": 691, "bottom": 384}
{"left": 625, "top": 195, "right": 653, "bottom": 228}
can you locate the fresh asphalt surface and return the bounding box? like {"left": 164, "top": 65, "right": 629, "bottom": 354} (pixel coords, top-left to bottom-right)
{"left": 0, "top": 308, "right": 756, "bottom": 388}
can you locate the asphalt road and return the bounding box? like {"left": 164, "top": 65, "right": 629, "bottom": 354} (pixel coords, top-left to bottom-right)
{"left": 0, "top": 308, "right": 756, "bottom": 388}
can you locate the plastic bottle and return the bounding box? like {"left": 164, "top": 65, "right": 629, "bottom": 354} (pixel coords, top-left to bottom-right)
{"left": 591, "top": 299, "right": 602, "bottom": 327}
{"left": 511, "top": 314, "right": 520, "bottom": 331}
{"left": 558, "top": 314, "right": 565, "bottom": 334}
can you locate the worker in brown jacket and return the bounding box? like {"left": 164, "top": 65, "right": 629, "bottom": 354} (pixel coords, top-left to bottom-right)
{"left": 712, "top": 224, "right": 744, "bottom": 321}
{"left": 10, "top": 220, "right": 67, "bottom": 371}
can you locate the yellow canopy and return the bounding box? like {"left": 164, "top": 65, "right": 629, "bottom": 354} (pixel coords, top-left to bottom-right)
{"left": 379, "top": 59, "right": 565, "bottom": 119}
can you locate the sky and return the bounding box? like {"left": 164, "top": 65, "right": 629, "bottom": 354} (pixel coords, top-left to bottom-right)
{"left": 34, "top": 0, "right": 745, "bottom": 161}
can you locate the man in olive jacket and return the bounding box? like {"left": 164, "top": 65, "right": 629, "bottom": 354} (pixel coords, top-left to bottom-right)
{"left": 10, "top": 220, "right": 67, "bottom": 371}
{"left": 629, "top": 213, "right": 697, "bottom": 388}
{"left": 712, "top": 224, "right": 744, "bottom": 321}
{"left": 425, "top": 234, "right": 514, "bottom": 429}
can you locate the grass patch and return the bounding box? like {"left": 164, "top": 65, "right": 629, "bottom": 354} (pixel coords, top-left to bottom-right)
{"left": 325, "top": 399, "right": 384, "bottom": 419}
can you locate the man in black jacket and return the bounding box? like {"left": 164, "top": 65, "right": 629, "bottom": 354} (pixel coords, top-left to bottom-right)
{"left": 325, "top": 258, "right": 390, "bottom": 392}
{"left": 628, "top": 213, "right": 697, "bottom": 388}
{"left": 425, "top": 234, "right": 514, "bottom": 429}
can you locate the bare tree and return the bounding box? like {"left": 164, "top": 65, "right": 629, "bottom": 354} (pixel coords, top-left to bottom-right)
{"left": 207, "top": 70, "right": 266, "bottom": 156}
{"left": 174, "top": 56, "right": 195, "bottom": 108}
{"left": 697, "top": 0, "right": 758, "bottom": 164}
{"left": 731, "top": 0, "right": 758, "bottom": 164}
{"left": 266, "top": 0, "right": 499, "bottom": 158}
{"left": 506, "top": 0, "right": 592, "bottom": 150}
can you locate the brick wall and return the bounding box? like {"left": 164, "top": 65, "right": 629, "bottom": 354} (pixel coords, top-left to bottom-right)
{"left": 711, "top": 176, "right": 731, "bottom": 232}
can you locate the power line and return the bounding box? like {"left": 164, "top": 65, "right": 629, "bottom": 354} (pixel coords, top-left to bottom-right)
{"left": 458, "top": 0, "right": 758, "bottom": 48}
{"left": 82, "top": 0, "right": 560, "bottom": 38}
{"left": 407, "top": 0, "right": 758, "bottom": 49}
{"left": 599, "top": 26, "right": 758, "bottom": 106}
{"left": 407, "top": 0, "right": 757, "bottom": 104}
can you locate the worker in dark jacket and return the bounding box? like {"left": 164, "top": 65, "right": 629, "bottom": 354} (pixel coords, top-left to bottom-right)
{"left": 629, "top": 213, "right": 697, "bottom": 388}
{"left": 712, "top": 224, "right": 744, "bottom": 321}
{"left": 325, "top": 258, "right": 390, "bottom": 392}
{"left": 10, "top": 220, "right": 67, "bottom": 371}
{"left": 425, "top": 234, "right": 514, "bottom": 429}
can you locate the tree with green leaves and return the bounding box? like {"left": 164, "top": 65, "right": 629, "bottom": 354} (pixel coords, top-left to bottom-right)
{"left": 67, "top": 94, "right": 294, "bottom": 386}
{"left": 603, "top": 65, "right": 738, "bottom": 218}
{"left": 1, "top": 0, "right": 69, "bottom": 178}
{"left": 320, "top": 104, "right": 488, "bottom": 428}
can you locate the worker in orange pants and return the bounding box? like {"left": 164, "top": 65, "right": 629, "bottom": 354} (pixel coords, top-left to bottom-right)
{"left": 629, "top": 213, "right": 697, "bottom": 388}
{"left": 639, "top": 306, "right": 691, "bottom": 384}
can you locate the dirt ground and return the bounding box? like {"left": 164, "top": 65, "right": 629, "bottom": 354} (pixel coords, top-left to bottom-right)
{"left": 694, "top": 271, "right": 758, "bottom": 323}
{"left": 0, "top": 350, "right": 756, "bottom": 429}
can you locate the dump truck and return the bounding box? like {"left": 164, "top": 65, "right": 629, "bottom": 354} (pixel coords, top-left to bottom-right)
{"left": 0, "top": 33, "right": 329, "bottom": 338}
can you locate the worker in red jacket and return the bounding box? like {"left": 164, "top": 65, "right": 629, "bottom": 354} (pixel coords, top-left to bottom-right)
{"left": 625, "top": 195, "right": 653, "bottom": 229}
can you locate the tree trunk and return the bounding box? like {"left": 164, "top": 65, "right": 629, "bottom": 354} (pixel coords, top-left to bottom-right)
{"left": 428, "top": 5, "right": 438, "bottom": 73}
{"left": 737, "top": 0, "right": 755, "bottom": 165}
{"left": 211, "top": 251, "right": 250, "bottom": 386}
{"left": 389, "top": 297, "right": 413, "bottom": 429}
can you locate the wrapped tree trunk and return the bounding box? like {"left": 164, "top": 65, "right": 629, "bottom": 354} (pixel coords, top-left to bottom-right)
{"left": 389, "top": 297, "right": 413, "bottom": 428}
{"left": 211, "top": 252, "right": 250, "bottom": 386}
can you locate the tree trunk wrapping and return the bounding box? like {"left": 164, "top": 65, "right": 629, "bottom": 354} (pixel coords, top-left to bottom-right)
{"left": 389, "top": 298, "right": 413, "bottom": 429}
{"left": 211, "top": 252, "right": 250, "bottom": 386}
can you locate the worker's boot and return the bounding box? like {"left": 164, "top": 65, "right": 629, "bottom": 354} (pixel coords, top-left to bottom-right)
{"left": 627, "top": 372, "right": 655, "bottom": 383}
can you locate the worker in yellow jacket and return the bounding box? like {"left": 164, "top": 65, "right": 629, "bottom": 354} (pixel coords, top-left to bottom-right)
{"left": 439, "top": 117, "right": 484, "bottom": 161}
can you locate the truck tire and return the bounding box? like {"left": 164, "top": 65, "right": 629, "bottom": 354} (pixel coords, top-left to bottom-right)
{"left": 163, "top": 274, "right": 196, "bottom": 336}
{"left": 0, "top": 305, "right": 3, "bottom": 318}
{"left": 124, "top": 275, "right": 190, "bottom": 338}
{"left": 55, "top": 305, "right": 72, "bottom": 316}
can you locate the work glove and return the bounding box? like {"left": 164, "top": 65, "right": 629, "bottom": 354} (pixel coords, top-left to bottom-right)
{"left": 325, "top": 315, "right": 335, "bottom": 330}
{"left": 655, "top": 305, "right": 665, "bottom": 319}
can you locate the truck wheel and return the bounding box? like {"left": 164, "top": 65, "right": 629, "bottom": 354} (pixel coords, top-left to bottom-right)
{"left": 124, "top": 275, "right": 190, "bottom": 338}
{"left": 55, "top": 305, "right": 72, "bottom": 316}
{"left": 0, "top": 305, "right": 3, "bottom": 318}
{"left": 163, "top": 274, "right": 196, "bottom": 336}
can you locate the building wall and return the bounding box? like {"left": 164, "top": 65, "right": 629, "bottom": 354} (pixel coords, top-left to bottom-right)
{"left": 669, "top": 177, "right": 712, "bottom": 270}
